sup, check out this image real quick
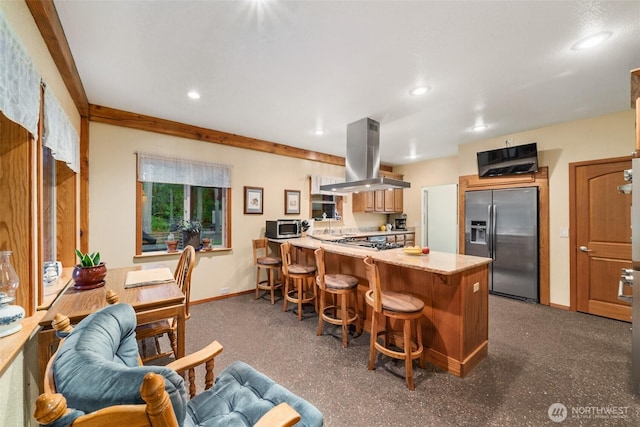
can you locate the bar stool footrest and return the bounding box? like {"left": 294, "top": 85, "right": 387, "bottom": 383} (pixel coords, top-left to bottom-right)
{"left": 374, "top": 331, "right": 423, "bottom": 361}
{"left": 320, "top": 306, "right": 359, "bottom": 327}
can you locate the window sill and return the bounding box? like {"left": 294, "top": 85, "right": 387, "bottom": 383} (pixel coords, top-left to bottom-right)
{"left": 133, "top": 247, "right": 232, "bottom": 259}
{"left": 38, "top": 267, "right": 74, "bottom": 311}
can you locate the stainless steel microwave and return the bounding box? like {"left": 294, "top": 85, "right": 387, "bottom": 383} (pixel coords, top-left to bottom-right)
{"left": 265, "top": 219, "right": 301, "bottom": 239}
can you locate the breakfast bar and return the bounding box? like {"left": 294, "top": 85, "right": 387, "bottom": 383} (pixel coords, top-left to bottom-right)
{"left": 282, "top": 236, "right": 492, "bottom": 377}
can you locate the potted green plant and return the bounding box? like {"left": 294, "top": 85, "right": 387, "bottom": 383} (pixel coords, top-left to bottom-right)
{"left": 176, "top": 218, "right": 202, "bottom": 249}
{"left": 72, "top": 249, "right": 107, "bottom": 290}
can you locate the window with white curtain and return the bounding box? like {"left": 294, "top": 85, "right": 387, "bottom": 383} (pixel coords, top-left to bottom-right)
{"left": 137, "top": 153, "right": 232, "bottom": 253}
{"left": 309, "top": 176, "right": 344, "bottom": 220}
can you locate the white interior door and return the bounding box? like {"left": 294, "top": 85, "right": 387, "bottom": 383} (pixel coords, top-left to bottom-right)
{"left": 422, "top": 184, "right": 458, "bottom": 253}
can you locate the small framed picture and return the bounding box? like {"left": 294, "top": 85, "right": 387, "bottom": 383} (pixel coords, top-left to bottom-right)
{"left": 284, "top": 189, "right": 301, "bottom": 215}
{"left": 244, "top": 186, "right": 263, "bottom": 214}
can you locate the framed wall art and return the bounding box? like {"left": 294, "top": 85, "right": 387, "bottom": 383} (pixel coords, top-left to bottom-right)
{"left": 244, "top": 186, "right": 263, "bottom": 214}
{"left": 284, "top": 189, "right": 301, "bottom": 215}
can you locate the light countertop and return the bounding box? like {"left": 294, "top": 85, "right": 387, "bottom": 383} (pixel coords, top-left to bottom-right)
{"left": 282, "top": 236, "right": 491, "bottom": 275}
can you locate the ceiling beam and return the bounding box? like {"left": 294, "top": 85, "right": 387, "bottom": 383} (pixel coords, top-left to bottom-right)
{"left": 26, "top": 0, "right": 89, "bottom": 117}
{"left": 89, "top": 105, "right": 358, "bottom": 168}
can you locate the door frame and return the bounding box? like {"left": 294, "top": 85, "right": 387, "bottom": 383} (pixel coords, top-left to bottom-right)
{"left": 458, "top": 167, "right": 549, "bottom": 305}
{"left": 568, "top": 156, "right": 632, "bottom": 312}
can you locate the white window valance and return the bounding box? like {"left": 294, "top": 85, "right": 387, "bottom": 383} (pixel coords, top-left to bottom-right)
{"left": 0, "top": 9, "right": 41, "bottom": 136}
{"left": 311, "top": 175, "right": 346, "bottom": 196}
{"left": 43, "top": 85, "right": 80, "bottom": 173}
{"left": 137, "top": 153, "right": 232, "bottom": 188}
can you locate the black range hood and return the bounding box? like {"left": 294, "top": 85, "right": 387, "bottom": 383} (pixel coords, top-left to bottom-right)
{"left": 320, "top": 117, "right": 411, "bottom": 193}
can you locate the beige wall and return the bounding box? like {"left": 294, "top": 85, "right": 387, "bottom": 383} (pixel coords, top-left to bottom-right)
{"left": 88, "top": 122, "right": 388, "bottom": 302}
{"left": 397, "top": 109, "right": 636, "bottom": 307}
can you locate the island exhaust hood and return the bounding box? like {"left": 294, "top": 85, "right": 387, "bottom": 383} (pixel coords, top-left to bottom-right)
{"left": 320, "top": 117, "right": 411, "bottom": 193}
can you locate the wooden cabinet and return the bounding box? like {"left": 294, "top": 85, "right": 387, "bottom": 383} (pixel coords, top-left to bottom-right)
{"left": 351, "top": 171, "right": 405, "bottom": 214}
{"left": 405, "top": 232, "right": 415, "bottom": 247}
{"left": 353, "top": 189, "right": 403, "bottom": 213}
{"left": 383, "top": 190, "right": 395, "bottom": 212}
{"left": 352, "top": 191, "right": 375, "bottom": 212}
{"left": 374, "top": 190, "right": 385, "bottom": 212}
{"left": 394, "top": 189, "right": 403, "bottom": 211}
{"left": 384, "top": 232, "right": 415, "bottom": 247}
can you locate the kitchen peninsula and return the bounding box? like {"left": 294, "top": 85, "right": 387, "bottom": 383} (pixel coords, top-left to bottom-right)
{"left": 282, "top": 236, "right": 492, "bottom": 377}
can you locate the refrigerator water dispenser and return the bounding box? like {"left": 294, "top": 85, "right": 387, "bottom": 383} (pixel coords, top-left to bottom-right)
{"left": 470, "top": 221, "right": 487, "bottom": 243}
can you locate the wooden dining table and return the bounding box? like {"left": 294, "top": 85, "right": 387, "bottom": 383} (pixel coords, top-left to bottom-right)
{"left": 37, "top": 265, "right": 186, "bottom": 391}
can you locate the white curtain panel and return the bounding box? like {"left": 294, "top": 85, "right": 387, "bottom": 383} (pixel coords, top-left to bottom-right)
{"left": 137, "top": 153, "right": 232, "bottom": 188}
{"left": 43, "top": 86, "right": 80, "bottom": 173}
{"left": 0, "top": 9, "right": 41, "bottom": 136}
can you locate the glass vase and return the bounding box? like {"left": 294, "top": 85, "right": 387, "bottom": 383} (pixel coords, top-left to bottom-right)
{"left": 0, "top": 250, "right": 24, "bottom": 337}
{"left": 0, "top": 251, "right": 19, "bottom": 298}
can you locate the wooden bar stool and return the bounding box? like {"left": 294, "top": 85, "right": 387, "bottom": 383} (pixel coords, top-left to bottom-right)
{"left": 314, "top": 247, "right": 361, "bottom": 348}
{"left": 280, "top": 242, "right": 317, "bottom": 320}
{"left": 252, "top": 238, "right": 283, "bottom": 304}
{"left": 363, "top": 256, "right": 425, "bottom": 390}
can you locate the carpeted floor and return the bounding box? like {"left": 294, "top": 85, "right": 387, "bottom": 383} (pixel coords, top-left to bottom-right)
{"left": 167, "top": 293, "right": 640, "bottom": 426}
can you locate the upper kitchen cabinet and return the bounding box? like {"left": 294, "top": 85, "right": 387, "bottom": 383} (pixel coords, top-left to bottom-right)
{"left": 352, "top": 171, "right": 404, "bottom": 214}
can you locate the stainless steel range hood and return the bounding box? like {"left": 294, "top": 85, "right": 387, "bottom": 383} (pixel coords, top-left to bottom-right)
{"left": 320, "top": 117, "right": 411, "bottom": 193}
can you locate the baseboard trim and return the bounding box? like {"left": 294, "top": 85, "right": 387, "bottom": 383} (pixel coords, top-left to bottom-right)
{"left": 549, "top": 302, "right": 570, "bottom": 310}
{"left": 192, "top": 289, "right": 254, "bottom": 305}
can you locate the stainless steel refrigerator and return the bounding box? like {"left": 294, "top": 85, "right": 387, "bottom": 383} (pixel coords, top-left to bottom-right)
{"left": 464, "top": 187, "right": 539, "bottom": 302}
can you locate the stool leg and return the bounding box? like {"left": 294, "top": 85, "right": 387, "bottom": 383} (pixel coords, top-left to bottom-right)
{"left": 255, "top": 266, "right": 260, "bottom": 300}
{"left": 354, "top": 290, "right": 362, "bottom": 335}
{"left": 368, "top": 311, "right": 377, "bottom": 370}
{"left": 313, "top": 278, "right": 318, "bottom": 313}
{"left": 341, "top": 293, "right": 348, "bottom": 348}
{"left": 317, "top": 288, "right": 325, "bottom": 336}
{"left": 268, "top": 269, "right": 275, "bottom": 305}
{"left": 297, "top": 278, "right": 303, "bottom": 321}
{"left": 417, "top": 318, "right": 425, "bottom": 369}
{"left": 384, "top": 316, "right": 391, "bottom": 348}
{"left": 404, "top": 319, "right": 415, "bottom": 390}
{"left": 282, "top": 275, "right": 289, "bottom": 312}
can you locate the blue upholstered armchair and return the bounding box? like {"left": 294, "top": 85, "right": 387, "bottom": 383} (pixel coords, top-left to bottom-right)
{"left": 33, "top": 303, "right": 323, "bottom": 427}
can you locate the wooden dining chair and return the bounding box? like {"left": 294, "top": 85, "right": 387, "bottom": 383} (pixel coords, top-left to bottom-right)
{"left": 137, "top": 245, "right": 196, "bottom": 362}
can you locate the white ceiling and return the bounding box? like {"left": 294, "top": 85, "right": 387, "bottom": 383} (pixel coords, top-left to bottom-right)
{"left": 53, "top": 0, "right": 640, "bottom": 166}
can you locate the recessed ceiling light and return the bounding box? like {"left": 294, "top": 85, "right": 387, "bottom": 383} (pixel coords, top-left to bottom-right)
{"left": 187, "top": 91, "right": 200, "bottom": 99}
{"left": 472, "top": 124, "right": 488, "bottom": 131}
{"left": 313, "top": 129, "right": 325, "bottom": 136}
{"left": 409, "top": 85, "right": 430, "bottom": 96}
{"left": 571, "top": 31, "right": 612, "bottom": 50}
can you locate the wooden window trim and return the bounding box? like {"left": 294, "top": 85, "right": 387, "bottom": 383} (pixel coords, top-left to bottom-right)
{"left": 135, "top": 181, "right": 233, "bottom": 254}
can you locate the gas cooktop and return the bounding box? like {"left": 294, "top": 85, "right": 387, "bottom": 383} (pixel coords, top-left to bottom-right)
{"left": 333, "top": 238, "right": 404, "bottom": 251}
